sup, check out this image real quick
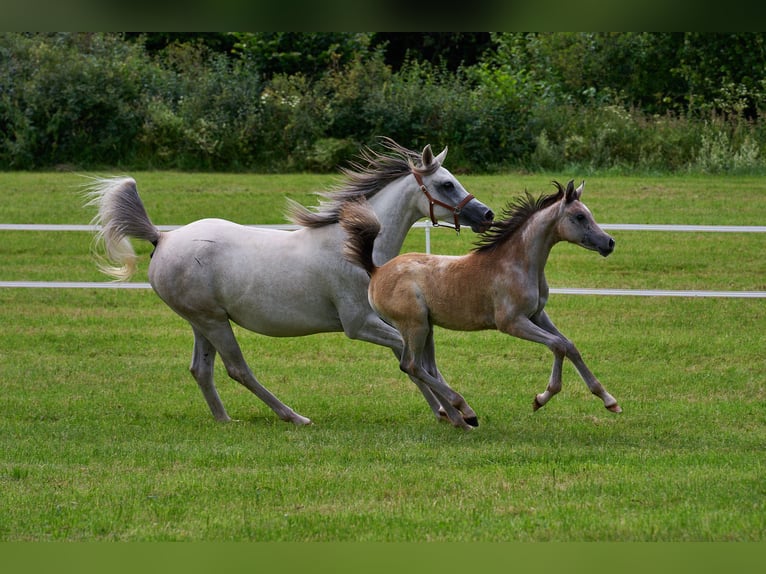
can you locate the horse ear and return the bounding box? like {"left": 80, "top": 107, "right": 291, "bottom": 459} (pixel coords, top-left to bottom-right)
{"left": 421, "top": 144, "right": 434, "bottom": 168}
{"left": 434, "top": 146, "right": 448, "bottom": 166}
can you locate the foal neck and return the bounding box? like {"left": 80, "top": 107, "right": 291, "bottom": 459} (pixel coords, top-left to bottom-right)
{"left": 499, "top": 205, "right": 562, "bottom": 272}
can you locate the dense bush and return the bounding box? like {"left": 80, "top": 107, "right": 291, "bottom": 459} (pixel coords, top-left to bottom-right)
{"left": 0, "top": 33, "right": 152, "bottom": 169}
{"left": 1, "top": 32, "right": 764, "bottom": 173}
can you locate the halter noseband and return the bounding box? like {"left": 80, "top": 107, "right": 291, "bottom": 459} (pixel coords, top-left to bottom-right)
{"left": 412, "top": 171, "right": 474, "bottom": 233}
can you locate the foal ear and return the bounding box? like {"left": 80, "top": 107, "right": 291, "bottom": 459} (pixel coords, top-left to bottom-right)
{"left": 565, "top": 179, "right": 580, "bottom": 203}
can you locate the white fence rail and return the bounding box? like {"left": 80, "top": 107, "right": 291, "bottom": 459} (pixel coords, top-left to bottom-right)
{"left": 1, "top": 281, "right": 764, "bottom": 298}
{"left": 3, "top": 222, "right": 766, "bottom": 233}
{"left": 2, "top": 222, "right": 765, "bottom": 297}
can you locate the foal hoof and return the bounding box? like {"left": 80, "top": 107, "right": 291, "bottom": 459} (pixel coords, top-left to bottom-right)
{"left": 437, "top": 409, "right": 451, "bottom": 423}
{"left": 605, "top": 403, "right": 622, "bottom": 413}
{"left": 464, "top": 416, "right": 479, "bottom": 428}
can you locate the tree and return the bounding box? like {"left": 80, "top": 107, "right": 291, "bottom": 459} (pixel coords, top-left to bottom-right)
{"left": 231, "top": 33, "right": 373, "bottom": 79}
{"left": 370, "top": 33, "right": 493, "bottom": 71}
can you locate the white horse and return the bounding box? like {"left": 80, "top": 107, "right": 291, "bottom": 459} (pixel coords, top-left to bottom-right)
{"left": 85, "top": 139, "right": 494, "bottom": 426}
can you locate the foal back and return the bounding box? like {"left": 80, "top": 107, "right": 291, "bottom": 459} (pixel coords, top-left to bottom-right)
{"left": 370, "top": 252, "right": 497, "bottom": 332}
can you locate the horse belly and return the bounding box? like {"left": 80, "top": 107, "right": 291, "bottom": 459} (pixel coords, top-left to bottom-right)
{"left": 224, "top": 286, "right": 342, "bottom": 337}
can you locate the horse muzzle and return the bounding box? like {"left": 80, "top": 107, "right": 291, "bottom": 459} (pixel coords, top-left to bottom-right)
{"left": 464, "top": 204, "right": 495, "bottom": 234}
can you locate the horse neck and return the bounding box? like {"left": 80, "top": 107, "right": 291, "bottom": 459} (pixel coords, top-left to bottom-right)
{"left": 366, "top": 179, "right": 422, "bottom": 263}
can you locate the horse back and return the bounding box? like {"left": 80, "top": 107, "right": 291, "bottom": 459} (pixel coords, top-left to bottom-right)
{"left": 148, "top": 219, "right": 347, "bottom": 329}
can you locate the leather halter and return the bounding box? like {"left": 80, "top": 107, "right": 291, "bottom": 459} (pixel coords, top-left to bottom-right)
{"left": 412, "top": 171, "right": 474, "bottom": 233}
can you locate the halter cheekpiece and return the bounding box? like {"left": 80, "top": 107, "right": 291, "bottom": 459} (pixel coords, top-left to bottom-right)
{"left": 412, "top": 171, "right": 474, "bottom": 233}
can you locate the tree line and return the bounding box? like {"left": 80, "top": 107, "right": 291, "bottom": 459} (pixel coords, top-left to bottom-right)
{"left": 1, "top": 32, "right": 764, "bottom": 173}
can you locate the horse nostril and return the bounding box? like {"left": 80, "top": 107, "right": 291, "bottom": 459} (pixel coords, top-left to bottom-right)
{"left": 609, "top": 238, "right": 615, "bottom": 250}
{"left": 485, "top": 210, "right": 495, "bottom": 221}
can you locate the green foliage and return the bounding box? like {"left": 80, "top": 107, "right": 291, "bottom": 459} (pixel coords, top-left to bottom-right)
{"left": 0, "top": 33, "right": 151, "bottom": 169}
{"left": 2, "top": 32, "right": 766, "bottom": 173}
{"left": 231, "top": 32, "right": 373, "bottom": 79}
{"left": 137, "top": 42, "right": 265, "bottom": 171}
{"left": 674, "top": 33, "right": 766, "bottom": 117}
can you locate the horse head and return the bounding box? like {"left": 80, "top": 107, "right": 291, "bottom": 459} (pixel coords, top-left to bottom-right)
{"left": 412, "top": 144, "right": 494, "bottom": 233}
{"left": 556, "top": 180, "right": 615, "bottom": 257}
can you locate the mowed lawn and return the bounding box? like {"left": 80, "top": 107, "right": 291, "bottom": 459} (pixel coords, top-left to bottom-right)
{"left": 0, "top": 171, "right": 764, "bottom": 541}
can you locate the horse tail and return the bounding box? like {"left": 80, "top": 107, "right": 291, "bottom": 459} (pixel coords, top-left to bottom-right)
{"left": 83, "top": 176, "right": 161, "bottom": 281}
{"left": 339, "top": 198, "right": 381, "bottom": 277}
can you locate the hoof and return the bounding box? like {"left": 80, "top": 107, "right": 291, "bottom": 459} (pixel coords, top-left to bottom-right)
{"left": 464, "top": 416, "right": 479, "bottom": 428}
{"left": 606, "top": 403, "right": 622, "bottom": 413}
{"left": 289, "top": 414, "right": 312, "bottom": 425}
{"left": 532, "top": 396, "right": 543, "bottom": 411}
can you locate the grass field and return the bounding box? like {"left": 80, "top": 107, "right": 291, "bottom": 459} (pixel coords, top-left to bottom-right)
{"left": 0, "top": 171, "right": 764, "bottom": 541}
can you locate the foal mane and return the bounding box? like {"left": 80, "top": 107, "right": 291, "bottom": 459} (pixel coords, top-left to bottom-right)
{"left": 472, "top": 181, "right": 567, "bottom": 252}
{"left": 287, "top": 137, "right": 429, "bottom": 228}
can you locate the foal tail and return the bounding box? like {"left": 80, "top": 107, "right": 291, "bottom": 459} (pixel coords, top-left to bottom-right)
{"left": 83, "top": 177, "right": 161, "bottom": 281}
{"left": 339, "top": 198, "right": 381, "bottom": 277}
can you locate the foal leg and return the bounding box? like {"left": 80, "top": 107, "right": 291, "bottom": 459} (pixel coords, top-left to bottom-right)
{"left": 503, "top": 314, "right": 620, "bottom": 412}
{"left": 499, "top": 316, "right": 567, "bottom": 410}
{"left": 399, "top": 323, "right": 477, "bottom": 430}
{"left": 189, "top": 326, "right": 230, "bottom": 422}
{"left": 566, "top": 348, "right": 621, "bottom": 412}
{"left": 341, "top": 310, "right": 457, "bottom": 423}
{"left": 534, "top": 311, "right": 621, "bottom": 413}
{"left": 193, "top": 319, "right": 311, "bottom": 425}
{"left": 422, "top": 326, "right": 478, "bottom": 427}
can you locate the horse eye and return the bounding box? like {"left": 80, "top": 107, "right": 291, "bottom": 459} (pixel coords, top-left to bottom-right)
{"left": 575, "top": 213, "right": 586, "bottom": 222}
{"left": 441, "top": 181, "right": 454, "bottom": 191}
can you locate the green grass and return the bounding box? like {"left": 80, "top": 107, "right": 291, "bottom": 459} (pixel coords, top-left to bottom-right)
{"left": 0, "top": 172, "right": 764, "bottom": 541}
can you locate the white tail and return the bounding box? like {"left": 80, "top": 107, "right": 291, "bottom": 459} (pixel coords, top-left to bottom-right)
{"left": 83, "top": 176, "right": 161, "bottom": 281}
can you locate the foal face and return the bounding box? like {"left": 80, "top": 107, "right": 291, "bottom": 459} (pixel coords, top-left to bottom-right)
{"left": 557, "top": 195, "right": 615, "bottom": 257}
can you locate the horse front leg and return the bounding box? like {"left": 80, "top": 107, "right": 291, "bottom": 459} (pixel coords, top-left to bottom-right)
{"left": 499, "top": 315, "right": 571, "bottom": 412}
{"left": 533, "top": 352, "right": 564, "bottom": 411}
{"left": 533, "top": 311, "right": 621, "bottom": 413}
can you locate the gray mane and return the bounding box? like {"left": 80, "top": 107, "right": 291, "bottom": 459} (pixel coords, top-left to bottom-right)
{"left": 287, "top": 137, "right": 432, "bottom": 228}
{"left": 472, "top": 181, "right": 567, "bottom": 253}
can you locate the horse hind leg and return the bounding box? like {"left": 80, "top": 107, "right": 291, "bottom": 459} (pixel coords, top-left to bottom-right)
{"left": 193, "top": 319, "right": 311, "bottom": 426}
{"left": 190, "top": 327, "right": 231, "bottom": 422}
